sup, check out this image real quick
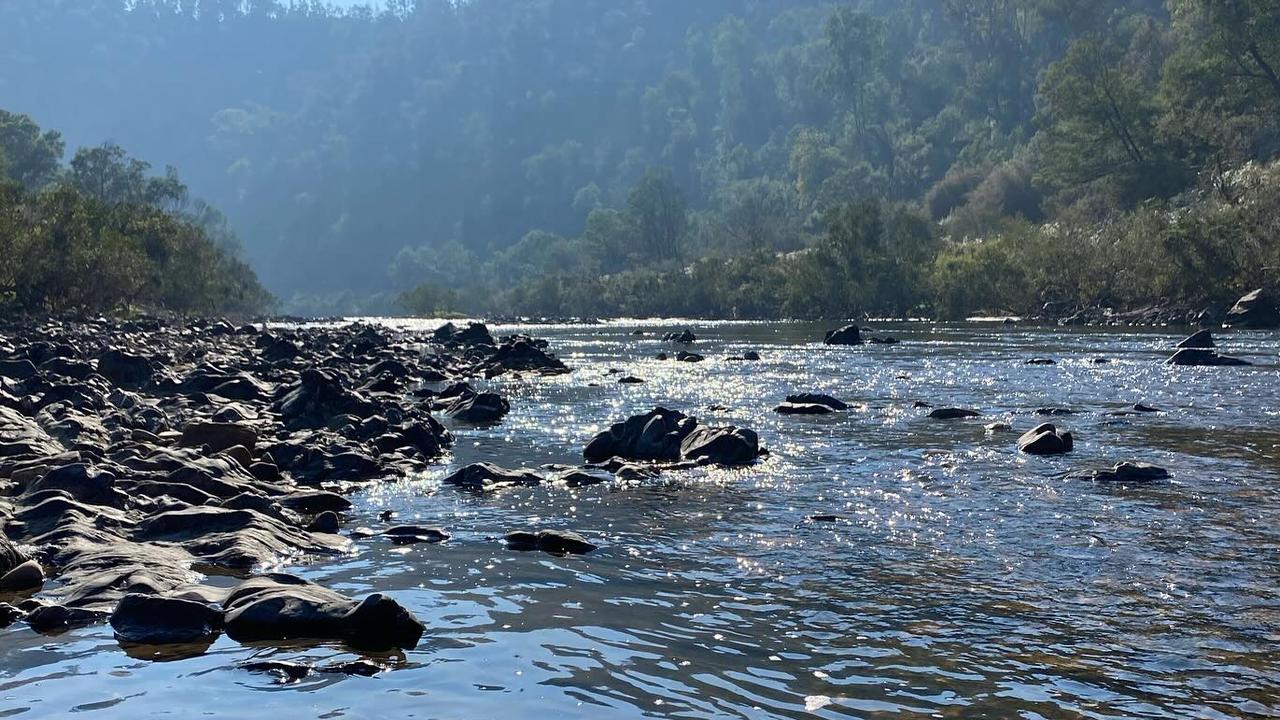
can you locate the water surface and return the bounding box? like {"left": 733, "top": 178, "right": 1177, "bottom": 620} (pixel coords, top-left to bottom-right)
{"left": 2, "top": 321, "right": 1278, "bottom": 719}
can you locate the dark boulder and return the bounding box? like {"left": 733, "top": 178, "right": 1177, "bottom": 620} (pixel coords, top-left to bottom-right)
{"left": 179, "top": 422, "right": 258, "bottom": 453}
{"left": 675, "top": 351, "right": 705, "bottom": 363}
{"left": 25, "top": 602, "right": 110, "bottom": 633}
{"left": 1176, "top": 330, "right": 1215, "bottom": 349}
{"left": 928, "top": 408, "right": 982, "bottom": 420}
{"left": 1017, "top": 423, "right": 1074, "bottom": 455}
{"left": 433, "top": 322, "right": 495, "bottom": 347}
{"left": 223, "top": 574, "right": 424, "bottom": 651}
{"left": 0, "top": 536, "right": 30, "bottom": 577}
{"left": 96, "top": 350, "right": 155, "bottom": 385}
{"left": 443, "top": 391, "right": 510, "bottom": 424}
{"left": 583, "top": 407, "right": 697, "bottom": 462}
{"left": 505, "top": 529, "right": 597, "bottom": 555}
{"left": 1167, "top": 348, "right": 1252, "bottom": 366}
{"left": 742, "top": 351, "right": 761, "bottom": 361}
{"left": 618, "top": 376, "right": 646, "bottom": 384}
{"left": 775, "top": 393, "right": 848, "bottom": 415}
{"left": 679, "top": 426, "right": 761, "bottom": 466}
{"left": 823, "top": 325, "right": 863, "bottom": 346}
{"left": 274, "top": 369, "right": 377, "bottom": 429}
{"left": 490, "top": 338, "right": 568, "bottom": 374}
{"left": 1067, "top": 462, "right": 1170, "bottom": 483}
{"left": 0, "top": 559, "right": 42, "bottom": 591}
{"left": 384, "top": 525, "right": 449, "bottom": 545}
{"left": 664, "top": 330, "right": 697, "bottom": 344}
{"left": 0, "top": 359, "right": 37, "bottom": 381}
{"left": 1225, "top": 288, "right": 1279, "bottom": 328}
{"left": 441, "top": 463, "right": 542, "bottom": 491}
{"left": 1025, "top": 358, "right": 1057, "bottom": 365}
{"left": 110, "top": 594, "right": 223, "bottom": 645}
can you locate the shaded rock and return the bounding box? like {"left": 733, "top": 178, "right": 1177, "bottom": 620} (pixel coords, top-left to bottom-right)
{"left": 1167, "top": 348, "right": 1251, "bottom": 366}
{"left": 776, "top": 393, "right": 848, "bottom": 415}
{"left": 0, "top": 536, "right": 30, "bottom": 576}
{"left": 679, "top": 425, "right": 761, "bottom": 466}
{"left": 490, "top": 337, "right": 568, "bottom": 374}
{"left": 307, "top": 511, "right": 341, "bottom": 534}
{"left": 96, "top": 350, "right": 155, "bottom": 386}
{"left": 0, "top": 603, "right": 24, "bottom": 628}
{"left": 274, "top": 369, "right": 377, "bottom": 429}
{"left": 1176, "top": 330, "right": 1215, "bottom": 349}
{"left": 0, "top": 359, "right": 37, "bottom": 381}
{"left": 1017, "top": 423, "right": 1074, "bottom": 455}
{"left": 675, "top": 351, "right": 705, "bottom": 363}
{"left": 664, "top": 330, "right": 697, "bottom": 344}
{"left": 505, "top": 529, "right": 597, "bottom": 555}
{"left": 180, "top": 422, "right": 257, "bottom": 453}
{"left": 441, "top": 463, "right": 542, "bottom": 491}
{"left": 384, "top": 525, "right": 449, "bottom": 545}
{"left": 985, "top": 422, "right": 1013, "bottom": 433}
{"left": 25, "top": 602, "right": 110, "bottom": 633}
{"left": 0, "top": 560, "right": 43, "bottom": 591}
{"left": 1025, "top": 358, "right": 1057, "bottom": 365}
{"left": 552, "top": 469, "right": 612, "bottom": 487}
{"left": 618, "top": 376, "right": 646, "bottom": 384}
{"left": 223, "top": 574, "right": 424, "bottom": 651}
{"left": 109, "top": 593, "right": 223, "bottom": 644}
{"left": 583, "top": 407, "right": 696, "bottom": 463}
{"left": 742, "top": 351, "right": 761, "bottom": 361}
{"left": 1035, "top": 407, "right": 1077, "bottom": 416}
{"left": 433, "top": 322, "right": 495, "bottom": 347}
{"left": 279, "top": 491, "right": 352, "bottom": 515}
{"left": 443, "top": 391, "right": 510, "bottom": 424}
{"left": 1225, "top": 288, "right": 1279, "bottom": 328}
{"left": 928, "top": 408, "right": 981, "bottom": 420}
{"left": 823, "top": 325, "right": 863, "bottom": 346}
{"left": 1, "top": 406, "right": 64, "bottom": 459}
{"left": 1067, "top": 462, "right": 1170, "bottom": 483}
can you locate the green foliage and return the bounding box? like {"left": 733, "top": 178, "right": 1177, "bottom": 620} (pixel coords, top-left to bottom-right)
{"left": 0, "top": 111, "right": 270, "bottom": 317}
{"left": 0, "top": 109, "right": 64, "bottom": 188}
{"left": 396, "top": 283, "right": 460, "bottom": 317}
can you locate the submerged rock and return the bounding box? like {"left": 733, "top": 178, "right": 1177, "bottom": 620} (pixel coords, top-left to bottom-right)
{"left": 441, "top": 463, "right": 542, "bottom": 491}
{"left": 1066, "top": 462, "right": 1170, "bottom": 483}
{"left": 505, "top": 529, "right": 597, "bottom": 555}
{"left": 383, "top": 525, "right": 450, "bottom": 545}
{"left": 928, "top": 408, "right": 981, "bottom": 420}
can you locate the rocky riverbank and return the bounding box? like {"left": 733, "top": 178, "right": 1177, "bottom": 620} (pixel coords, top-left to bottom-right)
{"left": 0, "top": 317, "right": 770, "bottom": 663}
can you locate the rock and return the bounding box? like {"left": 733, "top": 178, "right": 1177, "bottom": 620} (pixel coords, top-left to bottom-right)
{"left": 985, "top": 422, "right": 1013, "bottom": 433}
{"left": 742, "top": 351, "right": 761, "bottom": 361}
{"left": 928, "top": 408, "right": 981, "bottom": 420}
{"left": 0, "top": 603, "right": 24, "bottom": 628}
{"left": 675, "top": 351, "right": 705, "bottom": 363}
{"left": 1176, "top": 330, "right": 1215, "bottom": 349}
{"left": 664, "top": 330, "right": 697, "bottom": 344}
{"left": 443, "top": 391, "right": 510, "bottom": 424}
{"left": 308, "top": 511, "right": 341, "bottom": 534}
{"left": 489, "top": 337, "right": 568, "bottom": 374}
{"left": 1, "top": 406, "right": 65, "bottom": 458}
{"left": 274, "top": 369, "right": 377, "bottom": 429}
{"left": 0, "top": 560, "right": 44, "bottom": 591}
{"left": 823, "top": 325, "right": 863, "bottom": 346}
{"left": 1017, "top": 423, "right": 1074, "bottom": 455}
{"left": 383, "top": 525, "right": 449, "bottom": 545}
{"left": 0, "top": 359, "right": 38, "bottom": 381}
{"left": 1225, "top": 288, "right": 1279, "bottom": 328}
{"left": 279, "top": 491, "right": 352, "bottom": 514}
{"left": 618, "top": 376, "right": 646, "bottom": 384}
{"left": 679, "top": 426, "right": 761, "bottom": 466}
{"left": 1025, "top": 358, "right": 1056, "bottom": 365}
{"left": 109, "top": 594, "right": 223, "bottom": 645}
{"left": 1132, "top": 403, "right": 1161, "bottom": 413}
{"left": 1, "top": 536, "right": 30, "bottom": 576}
{"left": 776, "top": 393, "right": 848, "bottom": 415}
{"left": 25, "top": 602, "right": 110, "bottom": 633}
{"left": 552, "top": 469, "right": 612, "bottom": 487}
{"left": 441, "top": 463, "right": 542, "bottom": 491}
{"left": 96, "top": 349, "right": 155, "bottom": 385}
{"left": 505, "top": 529, "right": 597, "bottom": 555}
{"left": 869, "top": 336, "right": 899, "bottom": 345}
{"left": 433, "top": 322, "right": 495, "bottom": 347}
{"left": 223, "top": 574, "right": 424, "bottom": 651}
{"left": 1167, "top": 348, "right": 1252, "bottom": 366}
{"left": 1035, "top": 407, "right": 1077, "bottom": 416}
{"left": 1067, "top": 462, "right": 1170, "bottom": 483}
{"left": 179, "top": 422, "right": 258, "bottom": 453}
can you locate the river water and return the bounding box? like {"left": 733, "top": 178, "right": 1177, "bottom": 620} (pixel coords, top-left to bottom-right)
{"left": 2, "top": 320, "right": 1279, "bottom": 719}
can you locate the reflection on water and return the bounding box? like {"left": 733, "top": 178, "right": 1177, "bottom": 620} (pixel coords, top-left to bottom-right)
{"left": 2, "top": 321, "right": 1279, "bottom": 718}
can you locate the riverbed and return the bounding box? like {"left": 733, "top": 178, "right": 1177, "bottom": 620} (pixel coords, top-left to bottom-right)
{"left": 2, "top": 320, "right": 1278, "bottom": 719}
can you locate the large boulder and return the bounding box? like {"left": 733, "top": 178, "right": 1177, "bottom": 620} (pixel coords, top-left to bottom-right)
{"left": 274, "top": 369, "right": 378, "bottom": 429}
{"left": 223, "top": 574, "right": 424, "bottom": 651}
{"left": 96, "top": 349, "right": 155, "bottom": 386}
{"left": 1017, "top": 423, "right": 1074, "bottom": 455}
{"left": 823, "top": 325, "right": 863, "bottom": 346}
{"left": 1167, "top": 349, "right": 1251, "bottom": 367}
{"left": 1225, "top": 288, "right": 1279, "bottom": 328}
{"left": 1175, "top": 330, "right": 1214, "bottom": 349}
{"left": 442, "top": 389, "right": 510, "bottom": 424}
{"left": 775, "top": 393, "right": 848, "bottom": 415}
{"left": 583, "top": 407, "right": 762, "bottom": 466}
{"left": 179, "top": 422, "right": 258, "bottom": 453}
{"left": 433, "top": 322, "right": 495, "bottom": 347}
{"left": 441, "top": 463, "right": 542, "bottom": 491}
{"left": 110, "top": 594, "right": 223, "bottom": 645}
{"left": 679, "top": 426, "right": 760, "bottom": 466}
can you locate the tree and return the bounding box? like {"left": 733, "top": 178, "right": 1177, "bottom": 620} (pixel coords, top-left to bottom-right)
{"left": 627, "top": 168, "right": 688, "bottom": 262}
{"left": 0, "top": 110, "right": 64, "bottom": 188}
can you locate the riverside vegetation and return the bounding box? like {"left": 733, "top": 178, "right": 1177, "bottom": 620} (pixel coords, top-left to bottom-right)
{"left": 3, "top": 0, "right": 1278, "bottom": 321}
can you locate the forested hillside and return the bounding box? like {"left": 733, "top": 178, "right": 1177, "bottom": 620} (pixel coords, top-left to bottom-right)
{"left": 1, "top": 0, "right": 1277, "bottom": 319}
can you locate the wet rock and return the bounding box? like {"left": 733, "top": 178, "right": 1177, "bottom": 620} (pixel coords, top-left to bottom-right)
{"left": 1225, "top": 288, "right": 1279, "bottom": 328}
{"left": 1, "top": 406, "right": 64, "bottom": 458}
{"left": 433, "top": 321, "right": 495, "bottom": 347}
{"left": 442, "top": 390, "right": 510, "bottom": 424}
{"left": 1067, "top": 462, "right": 1170, "bottom": 483}
{"left": 279, "top": 491, "right": 352, "bottom": 515}
{"left": 1017, "top": 423, "right": 1074, "bottom": 455}
{"left": 505, "top": 529, "right": 597, "bottom": 555}
{"left": 1034, "top": 407, "right": 1077, "bottom": 416}
{"left": 1, "top": 536, "right": 30, "bottom": 576}
{"left": 179, "top": 422, "right": 258, "bottom": 453}
{"left": 274, "top": 369, "right": 377, "bottom": 429}
{"left": 109, "top": 593, "right": 223, "bottom": 645}
{"left": 307, "top": 511, "right": 341, "bottom": 534}
{"left": 675, "top": 351, "right": 705, "bottom": 363}
{"left": 1025, "top": 358, "right": 1057, "bottom": 365}
{"left": 823, "top": 325, "right": 863, "bottom": 346}
{"left": 618, "top": 376, "right": 646, "bottom": 384}
{"left": 441, "top": 463, "right": 542, "bottom": 491}
{"left": 776, "top": 393, "right": 848, "bottom": 415}
{"left": 0, "top": 559, "right": 43, "bottom": 591}
{"left": 0, "top": 603, "right": 24, "bottom": 628}
{"left": 679, "top": 426, "right": 761, "bottom": 466}
{"left": 223, "top": 574, "right": 424, "bottom": 651}
{"left": 1176, "top": 330, "right": 1215, "bottom": 349}
{"left": 985, "top": 422, "right": 1013, "bottom": 433}
{"left": 24, "top": 602, "right": 111, "bottom": 633}
{"left": 383, "top": 525, "right": 449, "bottom": 545}
{"left": 664, "top": 330, "right": 697, "bottom": 344}
{"left": 489, "top": 337, "right": 568, "bottom": 374}
{"left": 1167, "top": 348, "right": 1251, "bottom": 366}
{"left": 869, "top": 336, "right": 900, "bottom": 345}
{"left": 1132, "top": 403, "right": 1161, "bottom": 413}
{"left": 584, "top": 407, "right": 762, "bottom": 466}
{"left": 552, "top": 469, "right": 612, "bottom": 487}
{"left": 742, "top": 351, "right": 761, "bottom": 361}
{"left": 928, "top": 408, "right": 981, "bottom": 420}
{"left": 0, "top": 359, "right": 38, "bottom": 381}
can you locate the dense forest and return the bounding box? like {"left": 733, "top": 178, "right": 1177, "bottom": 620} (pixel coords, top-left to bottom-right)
{"left": 1, "top": 0, "right": 1278, "bottom": 319}
{"left": 0, "top": 110, "right": 270, "bottom": 316}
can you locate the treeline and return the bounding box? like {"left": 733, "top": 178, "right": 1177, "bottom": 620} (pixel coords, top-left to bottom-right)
{"left": 0, "top": 110, "right": 271, "bottom": 317}
{"left": 2, "top": 1, "right": 1277, "bottom": 319}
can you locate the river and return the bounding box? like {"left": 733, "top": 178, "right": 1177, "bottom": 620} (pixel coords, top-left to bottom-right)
{"left": 2, "top": 320, "right": 1278, "bottom": 719}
